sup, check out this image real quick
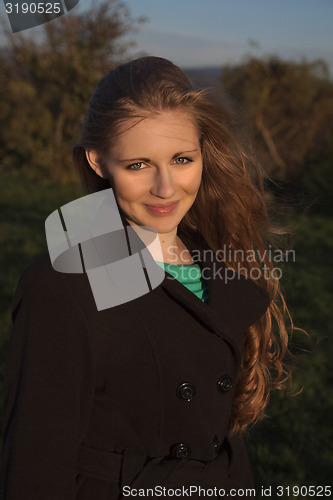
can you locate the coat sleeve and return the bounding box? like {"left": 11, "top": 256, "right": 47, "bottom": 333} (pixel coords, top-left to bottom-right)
{"left": 0, "top": 257, "right": 95, "bottom": 500}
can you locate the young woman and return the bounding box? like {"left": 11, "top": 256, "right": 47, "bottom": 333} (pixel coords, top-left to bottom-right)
{"left": 0, "top": 56, "right": 291, "bottom": 499}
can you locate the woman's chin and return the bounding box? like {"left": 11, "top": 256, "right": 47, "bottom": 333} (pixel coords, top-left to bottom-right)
{"left": 123, "top": 209, "right": 180, "bottom": 234}
{"left": 139, "top": 217, "right": 180, "bottom": 236}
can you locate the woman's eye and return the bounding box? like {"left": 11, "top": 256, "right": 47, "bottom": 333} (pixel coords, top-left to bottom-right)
{"left": 174, "top": 157, "right": 192, "bottom": 165}
{"left": 127, "top": 162, "right": 145, "bottom": 170}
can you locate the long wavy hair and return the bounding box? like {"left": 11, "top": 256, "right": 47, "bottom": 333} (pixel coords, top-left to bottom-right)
{"left": 73, "top": 56, "right": 293, "bottom": 434}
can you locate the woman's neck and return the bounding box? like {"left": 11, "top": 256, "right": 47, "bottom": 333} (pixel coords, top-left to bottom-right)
{"left": 123, "top": 218, "right": 193, "bottom": 265}
{"left": 158, "top": 231, "right": 193, "bottom": 265}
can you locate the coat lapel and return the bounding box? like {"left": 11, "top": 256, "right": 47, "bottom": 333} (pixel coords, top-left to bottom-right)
{"left": 119, "top": 217, "right": 270, "bottom": 357}
{"left": 158, "top": 227, "right": 270, "bottom": 357}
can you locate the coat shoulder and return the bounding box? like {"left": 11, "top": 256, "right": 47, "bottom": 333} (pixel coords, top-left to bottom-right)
{"left": 12, "top": 252, "right": 94, "bottom": 319}
{"left": 177, "top": 226, "right": 271, "bottom": 334}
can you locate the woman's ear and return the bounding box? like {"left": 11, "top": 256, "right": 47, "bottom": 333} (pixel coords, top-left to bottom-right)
{"left": 85, "top": 150, "right": 108, "bottom": 179}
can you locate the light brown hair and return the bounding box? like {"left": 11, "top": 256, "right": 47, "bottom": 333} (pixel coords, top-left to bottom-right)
{"left": 73, "top": 56, "right": 293, "bottom": 434}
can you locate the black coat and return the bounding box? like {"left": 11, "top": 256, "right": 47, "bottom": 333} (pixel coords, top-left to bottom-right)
{"left": 0, "top": 225, "right": 270, "bottom": 499}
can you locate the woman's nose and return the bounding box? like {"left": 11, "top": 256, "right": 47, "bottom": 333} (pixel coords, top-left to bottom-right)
{"left": 150, "top": 169, "right": 176, "bottom": 199}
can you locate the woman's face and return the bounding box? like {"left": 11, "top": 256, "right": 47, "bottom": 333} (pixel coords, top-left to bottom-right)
{"left": 87, "top": 108, "right": 203, "bottom": 235}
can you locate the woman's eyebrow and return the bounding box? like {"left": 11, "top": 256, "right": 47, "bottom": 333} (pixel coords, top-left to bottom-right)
{"left": 116, "top": 149, "right": 199, "bottom": 163}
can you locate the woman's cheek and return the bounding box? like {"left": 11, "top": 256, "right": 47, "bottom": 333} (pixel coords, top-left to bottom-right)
{"left": 187, "top": 166, "right": 203, "bottom": 194}
{"left": 112, "top": 173, "right": 141, "bottom": 201}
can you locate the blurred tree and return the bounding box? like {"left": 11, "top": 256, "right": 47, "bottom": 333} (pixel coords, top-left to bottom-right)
{"left": 0, "top": 0, "right": 146, "bottom": 182}
{"left": 221, "top": 56, "right": 333, "bottom": 184}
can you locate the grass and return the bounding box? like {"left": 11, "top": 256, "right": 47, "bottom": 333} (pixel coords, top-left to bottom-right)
{"left": 246, "top": 213, "right": 333, "bottom": 494}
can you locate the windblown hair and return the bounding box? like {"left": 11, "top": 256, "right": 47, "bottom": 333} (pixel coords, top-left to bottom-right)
{"left": 73, "top": 56, "right": 293, "bottom": 434}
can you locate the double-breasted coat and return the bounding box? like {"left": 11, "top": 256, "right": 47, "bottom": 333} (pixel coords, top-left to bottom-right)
{"left": 0, "top": 222, "right": 270, "bottom": 499}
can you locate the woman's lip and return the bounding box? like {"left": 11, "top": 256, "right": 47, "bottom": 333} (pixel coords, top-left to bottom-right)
{"left": 145, "top": 201, "right": 179, "bottom": 215}
{"left": 146, "top": 202, "right": 178, "bottom": 208}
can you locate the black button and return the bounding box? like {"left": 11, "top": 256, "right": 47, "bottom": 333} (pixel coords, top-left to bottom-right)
{"left": 176, "top": 382, "right": 196, "bottom": 401}
{"left": 213, "top": 435, "right": 220, "bottom": 451}
{"left": 217, "top": 375, "right": 233, "bottom": 393}
{"left": 170, "top": 443, "right": 191, "bottom": 459}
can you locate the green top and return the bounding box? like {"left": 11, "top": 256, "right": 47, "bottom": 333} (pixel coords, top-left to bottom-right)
{"left": 156, "top": 261, "right": 209, "bottom": 304}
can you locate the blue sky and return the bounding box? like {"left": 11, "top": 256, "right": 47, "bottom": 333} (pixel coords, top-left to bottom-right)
{"left": 81, "top": 0, "right": 333, "bottom": 69}
{"left": 0, "top": 0, "right": 332, "bottom": 70}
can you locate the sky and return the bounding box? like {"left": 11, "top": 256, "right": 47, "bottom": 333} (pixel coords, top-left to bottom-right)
{"left": 0, "top": 0, "right": 332, "bottom": 70}
{"left": 80, "top": 0, "right": 333, "bottom": 69}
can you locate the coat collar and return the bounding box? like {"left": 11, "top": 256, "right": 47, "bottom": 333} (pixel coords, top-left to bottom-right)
{"left": 158, "top": 225, "right": 271, "bottom": 358}
{"left": 120, "top": 217, "right": 270, "bottom": 358}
